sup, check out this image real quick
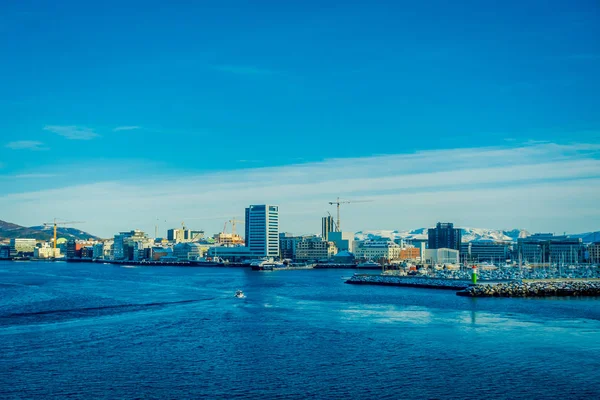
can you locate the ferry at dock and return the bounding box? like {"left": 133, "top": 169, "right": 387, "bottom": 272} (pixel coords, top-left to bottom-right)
{"left": 250, "top": 258, "right": 285, "bottom": 271}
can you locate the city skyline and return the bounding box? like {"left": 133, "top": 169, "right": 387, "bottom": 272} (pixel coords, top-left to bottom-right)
{"left": 1, "top": 1, "right": 599, "bottom": 236}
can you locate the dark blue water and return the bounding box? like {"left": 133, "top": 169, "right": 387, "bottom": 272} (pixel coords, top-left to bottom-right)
{"left": 1, "top": 261, "right": 599, "bottom": 399}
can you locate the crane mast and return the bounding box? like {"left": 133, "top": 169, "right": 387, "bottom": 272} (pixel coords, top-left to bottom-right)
{"left": 327, "top": 197, "right": 372, "bottom": 232}
{"left": 43, "top": 219, "right": 85, "bottom": 254}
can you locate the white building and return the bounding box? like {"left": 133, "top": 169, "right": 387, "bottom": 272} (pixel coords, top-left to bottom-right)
{"left": 34, "top": 243, "right": 61, "bottom": 259}
{"left": 354, "top": 240, "right": 401, "bottom": 261}
{"left": 328, "top": 232, "right": 354, "bottom": 253}
{"left": 295, "top": 236, "right": 337, "bottom": 262}
{"left": 245, "top": 204, "right": 279, "bottom": 258}
{"left": 423, "top": 248, "right": 460, "bottom": 265}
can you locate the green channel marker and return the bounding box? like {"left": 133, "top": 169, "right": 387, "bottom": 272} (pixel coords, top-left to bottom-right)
{"left": 472, "top": 266, "right": 478, "bottom": 284}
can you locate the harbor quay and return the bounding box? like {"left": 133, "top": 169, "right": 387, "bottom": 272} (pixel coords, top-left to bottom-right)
{"left": 346, "top": 274, "right": 471, "bottom": 290}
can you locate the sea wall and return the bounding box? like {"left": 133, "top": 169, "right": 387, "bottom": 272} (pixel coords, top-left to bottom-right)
{"left": 457, "top": 281, "right": 600, "bottom": 297}
{"left": 345, "top": 274, "right": 471, "bottom": 290}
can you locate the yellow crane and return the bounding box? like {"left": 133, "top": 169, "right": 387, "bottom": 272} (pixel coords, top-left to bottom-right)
{"left": 228, "top": 217, "right": 244, "bottom": 236}
{"left": 43, "top": 219, "right": 85, "bottom": 252}
{"left": 328, "top": 197, "right": 372, "bottom": 232}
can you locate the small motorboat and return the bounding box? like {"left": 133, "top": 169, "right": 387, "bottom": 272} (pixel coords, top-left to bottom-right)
{"left": 235, "top": 290, "right": 245, "bottom": 299}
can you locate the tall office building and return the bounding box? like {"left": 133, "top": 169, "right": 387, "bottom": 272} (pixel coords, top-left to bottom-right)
{"left": 321, "top": 215, "right": 335, "bottom": 241}
{"left": 428, "top": 222, "right": 462, "bottom": 251}
{"left": 245, "top": 204, "right": 280, "bottom": 258}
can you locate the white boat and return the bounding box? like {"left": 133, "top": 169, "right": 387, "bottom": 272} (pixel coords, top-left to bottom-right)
{"left": 357, "top": 261, "right": 379, "bottom": 268}
{"left": 235, "top": 290, "right": 245, "bottom": 298}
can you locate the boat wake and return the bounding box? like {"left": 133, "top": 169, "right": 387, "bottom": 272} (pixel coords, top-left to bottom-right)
{"left": 0, "top": 298, "right": 213, "bottom": 320}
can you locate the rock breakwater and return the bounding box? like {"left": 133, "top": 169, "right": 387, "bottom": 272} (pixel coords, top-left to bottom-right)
{"left": 457, "top": 281, "right": 600, "bottom": 297}
{"left": 345, "top": 274, "right": 471, "bottom": 290}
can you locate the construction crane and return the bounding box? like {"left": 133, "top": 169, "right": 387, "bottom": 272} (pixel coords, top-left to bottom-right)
{"left": 222, "top": 220, "right": 229, "bottom": 234}
{"left": 229, "top": 217, "right": 244, "bottom": 236}
{"left": 328, "top": 197, "right": 372, "bottom": 232}
{"left": 43, "top": 219, "right": 85, "bottom": 252}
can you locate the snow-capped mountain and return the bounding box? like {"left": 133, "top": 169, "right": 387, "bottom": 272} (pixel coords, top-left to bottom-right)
{"left": 354, "top": 227, "right": 531, "bottom": 243}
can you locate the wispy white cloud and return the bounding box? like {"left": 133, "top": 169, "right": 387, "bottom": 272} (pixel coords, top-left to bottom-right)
{"left": 5, "top": 140, "right": 48, "bottom": 151}
{"left": 1, "top": 142, "right": 599, "bottom": 237}
{"left": 212, "top": 65, "right": 276, "bottom": 76}
{"left": 113, "top": 126, "right": 141, "bottom": 132}
{"left": 44, "top": 125, "right": 99, "bottom": 140}
{"left": 14, "top": 173, "right": 59, "bottom": 179}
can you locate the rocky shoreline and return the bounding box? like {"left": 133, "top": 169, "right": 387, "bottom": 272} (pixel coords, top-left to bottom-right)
{"left": 345, "top": 274, "right": 471, "bottom": 290}
{"left": 457, "top": 281, "right": 600, "bottom": 297}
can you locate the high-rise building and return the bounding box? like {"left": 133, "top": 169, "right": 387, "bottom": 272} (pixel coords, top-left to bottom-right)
{"left": 245, "top": 204, "right": 279, "bottom": 258}
{"left": 321, "top": 216, "right": 335, "bottom": 241}
{"left": 428, "top": 222, "right": 462, "bottom": 251}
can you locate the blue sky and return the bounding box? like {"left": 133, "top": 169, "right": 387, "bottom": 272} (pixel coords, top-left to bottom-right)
{"left": 1, "top": 0, "right": 599, "bottom": 237}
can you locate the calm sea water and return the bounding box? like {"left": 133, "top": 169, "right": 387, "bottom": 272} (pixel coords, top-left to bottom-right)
{"left": 0, "top": 261, "right": 599, "bottom": 399}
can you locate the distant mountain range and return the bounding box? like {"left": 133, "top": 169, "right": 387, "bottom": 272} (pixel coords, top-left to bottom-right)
{"left": 0, "top": 220, "right": 100, "bottom": 241}
{"left": 354, "top": 228, "right": 600, "bottom": 243}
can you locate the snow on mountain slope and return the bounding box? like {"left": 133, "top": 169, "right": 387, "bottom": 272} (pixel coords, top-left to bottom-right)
{"left": 354, "top": 228, "right": 530, "bottom": 242}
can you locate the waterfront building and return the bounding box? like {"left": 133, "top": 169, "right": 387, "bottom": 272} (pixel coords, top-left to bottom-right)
{"left": 173, "top": 242, "right": 204, "bottom": 261}
{"left": 66, "top": 239, "right": 82, "bottom": 259}
{"left": 423, "top": 248, "right": 460, "bottom": 265}
{"left": 150, "top": 247, "right": 172, "bottom": 261}
{"left": 295, "top": 236, "right": 337, "bottom": 262}
{"left": 428, "top": 222, "right": 462, "bottom": 251}
{"left": 279, "top": 232, "right": 299, "bottom": 260}
{"left": 245, "top": 204, "right": 279, "bottom": 258}
{"left": 93, "top": 243, "right": 104, "bottom": 259}
{"left": 354, "top": 240, "right": 401, "bottom": 262}
{"left": 33, "top": 243, "right": 61, "bottom": 259}
{"left": 81, "top": 246, "right": 94, "bottom": 259}
{"left": 206, "top": 245, "right": 253, "bottom": 262}
{"left": 328, "top": 231, "right": 354, "bottom": 253}
{"left": 10, "top": 238, "right": 36, "bottom": 256}
{"left": 516, "top": 234, "right": 583, "bottom": 264}
{"left": 113, "top": 230, "right": 149, "bottom": 260}
{"left": 0, "top": 245, "right": 11, "bottom": 259}
{"left": 132, "top": 241, "right": 153, "bottom": 261}
{"left": 460, "top": 241, "right": 512, "bottom": 263}
{"left": 399, "top": 247, "right": 420, "bottom": 260}
{"left": 321, "top": 216, "right": 335, "bottom": 241}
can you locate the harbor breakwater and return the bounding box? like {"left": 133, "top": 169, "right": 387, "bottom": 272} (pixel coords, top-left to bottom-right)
{"left": 346, "top": 274, "right": 600, "bottom": 298}
{"left": 345, "top": 274, "right": 471, "bottom": 290}
{"left": 457, "top": 281, "right": 600, "bottom": 297}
